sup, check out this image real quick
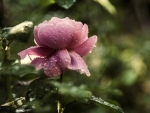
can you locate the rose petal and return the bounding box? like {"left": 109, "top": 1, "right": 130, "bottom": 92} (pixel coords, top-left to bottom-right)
{"left": 51, "top": 17, "right": 86, "bottom": 48}
{"left": 49, "top": 17, "right": 62, "bottom": 25}
{"left": 38, "top": 24, "right": 58, "bottom": 49}
{"left": 56, "top": 49, "right": 71, "bottom": 71}
{"left": 38, "top": 23, "right": 76, "bottom": 49}
{"left": 34, "top": 20, "right": 51, "bottom": 45}
{"left": 81, "top": 24, "right": 88, "bottom": 41}
{"left": 31, "top": 58, "right": 47, "bottom": 70}
{"left": 72, "top": 35, "right": 97, "bottom": 56}
{"left": 68, "top": 51, "right": 90, "bottom": 76}
{"left": 34, "top": 26, "right": 43, "bottom": 46}
{"left": 18, "top": 46, "right": 54, "bottom": 64}
{"left": 56, "top": 22, "right": 76, "bottom": 48}
{"left": 67, "top": 22, "right": 84, "bottom": 48}
{"left": 43, "top": 56, "right": 62, "bottom": 77}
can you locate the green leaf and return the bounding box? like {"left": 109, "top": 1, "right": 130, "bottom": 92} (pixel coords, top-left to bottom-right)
{"left": 0, "top": 21, "right": 33, "bottom": 42}
{"left": 39, "top": 0, "right": 55, "bottom": 7}
{"left": 90, "top": 96, "right": 124, "bottom": 113}
{"left": 7, "top": 63, "right": 36, "bottom": 76}
{"left": 94, "top": 0, "right": 117, "bottom": 15}
{"left": 19, "top": 73, "right": 38, "bottom": 81}
{"left": 27, "top": 78, "right": 55, "bottom": 101}
{"left": 55, "top": 0, "right": 76, "bottom": 9}
{"left": 52, "top": 81, "right": 91, "bottom": 98}
{"left": 1, "top": 59, "right": 16, "bottom": 68}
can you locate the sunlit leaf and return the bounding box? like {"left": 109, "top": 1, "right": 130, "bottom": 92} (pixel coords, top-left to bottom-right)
{"left": 0, "top": 97, "right": 25, "bottom": 112}
{"left": 56, "top": 0, "right": 76, "bottom": 9}
{"left": 94, "top": 0, "right": 117, "bottom": 15}
{"left": 0, "top": 21, "right": 33, "bottom": 42}
{"left": 39, "top": 0, "right": 55, "bottom": 7}
{"left": 90, "top": 96, "right": 124, "bottom": 113}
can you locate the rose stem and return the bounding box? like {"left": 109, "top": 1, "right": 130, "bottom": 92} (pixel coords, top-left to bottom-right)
{"left": 2, "top": 40, "right": 13, "bottom": 101}
{"left": 57, "top": 73, "right": 63, "bottom": 113}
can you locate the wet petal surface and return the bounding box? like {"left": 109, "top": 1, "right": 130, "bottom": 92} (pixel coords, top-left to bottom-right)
{"left": 68, "top": 51, "right": 90, "bottom": 76}
{"left": 18, "top": 46, "right": 54, "bottom": 64}
{"left": 50, "top": 17, "right": 62, "bottom": 25}
{"left": 43, "top": 56, "right": 62, "bottom": 77}
{"left": 56, "top": 49, "right": 71, "bottom": 71}
{"left": 55, "top": 22, "right": 76, "bottom": 48}
{"left": 31, "top": 58, "right": 47, "bottom": 70}
{"left": 72, "top": 35, "right": 97, "bottom": 56}
{"left": 34, "top": 23, "right": 50, "bottom": 46}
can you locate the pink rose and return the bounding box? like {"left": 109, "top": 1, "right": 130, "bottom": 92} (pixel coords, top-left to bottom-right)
{"left": 18, "top": 17, "right": 97, "bottom": 77}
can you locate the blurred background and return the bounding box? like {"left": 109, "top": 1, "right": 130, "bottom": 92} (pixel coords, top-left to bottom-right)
{"left": 1, "top": 0, "right": 150, "bottom": 113}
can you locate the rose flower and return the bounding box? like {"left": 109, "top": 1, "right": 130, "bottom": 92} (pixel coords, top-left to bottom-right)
{"left": 18, "top": 17, "right": 97, "bottom": 77}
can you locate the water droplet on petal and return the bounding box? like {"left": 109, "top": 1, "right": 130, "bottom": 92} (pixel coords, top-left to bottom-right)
{"left": 80, "top": 69, "right": 85, "bottom": 74}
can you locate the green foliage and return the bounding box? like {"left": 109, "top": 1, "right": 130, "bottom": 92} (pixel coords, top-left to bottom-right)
{"left": 27, "top": 78, "right": 55, "bottom": 101}
{"left": 0, "top": 97, "right": 25, "bottom": 112}
{"left": 39, "top": 0, "right": 55, "bottom": 7}
{"left": 55, "top": 0, "right": 76, "bottom": 9}
{"left": 94, "top": 0, "right": 117, "bottom": 15}
{"left": 90, "top": 96, "right": 124, "bottom": 113}
{"left": 52, "top": 81, "right": 91, "bottom": 98}
{"left": 0, "top": 21, "right": 33, "bottom": 42}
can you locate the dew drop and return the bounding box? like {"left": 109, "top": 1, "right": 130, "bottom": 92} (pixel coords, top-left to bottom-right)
{"left": 80, "top": 69, "right": 85, "bottom": 74}
{"left": 103, "top": 101, "right": 108, "bottom": 105}
{"left": 29, "top": 98, "right": 35, "bottom": 101}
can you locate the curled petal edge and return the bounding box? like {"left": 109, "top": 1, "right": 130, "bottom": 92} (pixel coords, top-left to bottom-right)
{"left": 68, "top": 51, "right": 90, "bottom": 76}
{"left": 72, "top": 35, "right": 97, "bottom": 56}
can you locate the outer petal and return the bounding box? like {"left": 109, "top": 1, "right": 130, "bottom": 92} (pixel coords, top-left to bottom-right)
{"left": 68, "top": 51, "right": 90, "bottom": 76}
{"left": 49, "top": 17, "right": 62, "bottom": 25}
{"left": 43, "top": 49, "right": 71, "bottom": 77}
{"left": 80, "top": 24, "right": 88, "bottom": 41}
{"left": 38, "top": 23, "right": 75, "bottom": 49}
{"left": 34, "top": 21, "right": 50, "bottom": 46}
{"left": 18, "top": 46, "right": 54, "bottom": 64}
{"left": 55, "top": 22, "right": 76, "bottom": 48}
{"left": 34, "top": 26, "right": 43, "bottom": 46}
{"left": 68, "top": 24, "right": 89, "bottom": 49}
{"left": 56, "top": 17, "right": 87, "bottom": 48}
{"left": 72, "top": 35, "right": 97, "bottom": 56}
{"left": 56, "top": 49, "right": 71, "bottom": 71}
{"left": 67, "top": 21, "right": 84, "bottom": 48}
{"left": 43, "top": 56, "right": 62, "bottom": 77}
{"left": 31, "top": 58, "right": 47, "bottom": 70}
